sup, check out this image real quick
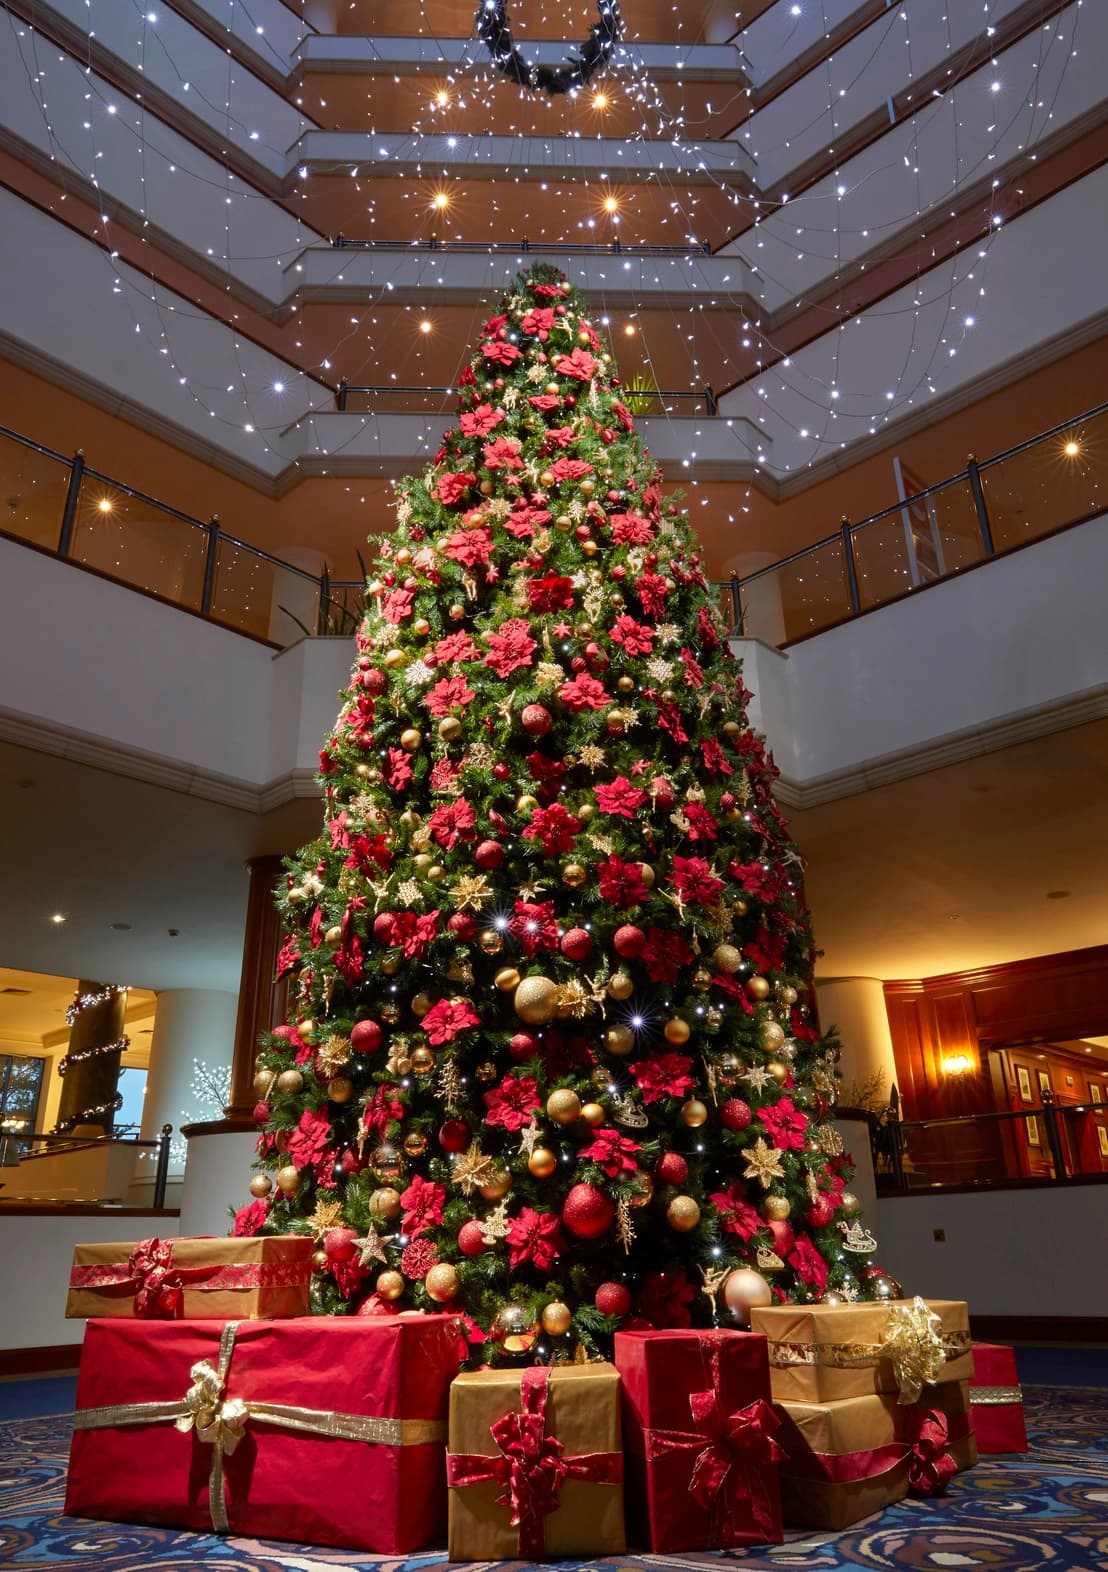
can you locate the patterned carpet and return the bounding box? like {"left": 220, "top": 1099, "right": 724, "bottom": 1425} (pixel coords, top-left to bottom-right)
{"left": 1, "top": 1386, "right": 1105, "bottom": 1571}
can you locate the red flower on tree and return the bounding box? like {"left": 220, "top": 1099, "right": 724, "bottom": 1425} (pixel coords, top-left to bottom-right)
{"left": 423, "top": 675, "right": 475, "bottom": 718}
{"left": 598, "top": 855, "right": 649, "bottom": 909}
{"left": 758, "top": 1097, "right": 809, "bottom": 1151}
{"left": 432, "top": 631, "right": 479, "bottom": 665}
{"left": 435, "top": 471, "right": 475, "bottom": 506}
{"left": 558, "top": 672, "right": 609, "bottom": 712}
{"left": 232, "top": 1199, "right": 270, "bottom": 1237}
{"left": 363, "top": 1084, "right": 405, "bottom": 1139}
{"left": 629, "top": 1051, "right": 694, "bottom": 1105}
{"left": 422, "top": 997, "right": 481, "bottom": 1045}
{"left": 640, "top": 925, "right": 693, "bottom": 984}
{"left": 636, "top": 572, "right": 668, "bottom": 616}
{"left": 680, "top": 648, "right": 705, "bottom": 689}
{"left": 383, "top": 586, "right": 415, "bottom": 625}
{"left": 285, "top": 1107, "right": 332, "bottom": 1168}
{"left": 526, "top": 394, "right": 561, "bottom": 413}
{"left": 710, "top": 1183, "right": 763, "bottom": 1240}
{"left": 580, "top": 1127, "right": 642, "bottom": 1177}
{"left": 508, "top": 900, "right": 560, "bottom": 956}
{"left": 484, "top": 618, "right": 537, "bottom": 677}
{"left": 549, "top": 456, "right": 593, "bottom": 482}
{"left": 672, "top": 855, "right": 724, "bottom": 906}
{"left": 527, "top": 574, "right": 575, "bottom": 613}
{"left": 528, "top": 751, "right": 567, "bottom": 802}
{"left": 459, "top": 404, "right": 505, "bottom": 438}
{"left": 384, "top": 747, "right": 413, "bottom": 791}
{"left": 610, "top": 512, "right": 655, "bottom": 546}
{"left": 637, "top": 1270, "right": 696, "bottom": 1329}
{"left": 522, "top": 803, "right": 582, "bottom": 856}
{"left": 556, "top": 346, "right": 597, "bottom": 381}
{"left": 789, "top": 1235, "right": 829, "bottom": 1293}
{"left": 700, "top": 738, "right": 734, "bottom": 778}
{"left": 521, "top": 306, "right": 555, "bottom": 339}
{"left": 657, "top": 702, "right": 689, "bottom": 745}
{"left": 595, "top": 777, "right": 648, "bottom": 819}
{"left": 482, "top": 436, "right": 523, "bottom": 471}
{"left": 381, "top": 910, "right": 441, "bottom": 959}
{"left": 482, "top": 340, "right": 522, "bottom": 367}
{"left": 442, "top": 528, "right": 493, "bottom": 569}
{"left": 609, "top": 615, "right": 654, "bottom": 656}
{"left": 400, "top": 1238, "right": 439, "bottom": 1279}
{"left": 400, "top": 1174, "right": 446, "bottom": 1238}
{"left": 483, "top": 1074, "right": 541, "bottom": 1131}
{"left": 683, "top": 803, "right": 719, "bottom": 843}
{"left": 506, "top": 1208, "right": 563, "bottom": 1271}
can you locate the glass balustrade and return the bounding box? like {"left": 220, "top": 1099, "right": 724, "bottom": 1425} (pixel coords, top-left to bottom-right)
{"left": 981, "top": 406, "right": 1108, "bottom": 553}
{"left": 69, "top": 477, "right": 209, "bottom": 612}
{"left": 0, "top": 428, "right": 71, "bottom": 550}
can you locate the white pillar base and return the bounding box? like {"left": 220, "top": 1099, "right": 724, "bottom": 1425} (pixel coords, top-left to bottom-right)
{"left": 178, "top": 1128, "right": 259, "bottom": 1236}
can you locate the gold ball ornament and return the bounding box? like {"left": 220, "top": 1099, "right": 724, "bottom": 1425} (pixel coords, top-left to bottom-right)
{"left": 628, "top": 1170, "right": 654, "bottom": 1207}
{"left": 839, "top": 1191, "right": 860, "bottom": 1216}
{"left": 253, "top": 1069, "right": 276, "bottom": 1098}
{"left": 371, "top": 1144, "right": 403, "bottom": 1180}
{"left": 475, "top": 1061, "right": 497, "bottom": 1082}
{"left": 376, "top": 1270, "right": 405, "bottom": 1301}
{"left": 713, "top": 943, "right": 743, "bottom": 975}
{"left": 869, "top": 1275, "right": 902, "bottom": 1302}
{"left": 693, "top": 968, "right": 713, "bottom": 992}
{"left": 760, "top": 1020, "right": 787, "bottom": 1051}
{"left": 449, "top": 603, "right": 466, "bottom": 620}
{"left": 581, "top": 1102, "right": 606, "bottom": 1127}
{"left": 681, "top": 1099, "right": 709, "bottom": 1128}
{"left": 327, "top": 1077, "right": 355, "bottom": 1104}
{"left": 667, "top": 1195, "right": 701, "bottom": 1232}
{"left": 491, "top": 1304, "right": 538, "bottom": 1353}
{"left": 547, "top": 1088, "right": 583, "bottom": 1125}
{"left": 734, "top": 898, "right": 750, "bottom": 917}
{"left": 767, "top": 1061, "right": 789, "bottom": 1085}
{"left": 821, "top": 1289, "right": 846, "bottom": 1306}
{"left": 607, "top": 971, "right": 634, "bottom": 1001}
{"left": 479, "top": 929, "right": 504, "bottom": 955}
{"left": 311, "top": 1249, "right": 329, "bottom": 1272}
{"left": 276, "top": 1164, "right": 300, "bottom": 1195}
{"left": 411, "top": 992, "right": 434, "bottom": 1018}
{"left": 276, "top": 1068, "right": 304, "bottom": 1095}
{"left": 616, "top": 675, "right": 635, "bottom": 694}
{"left": 528, "top": 1147, "right": 558, "bottom": 1178}
{"left": 562, "top": 863, "right": 587, "bottom": 888}
{"left": 778, "top": 984, "right": 799, "bottom": 1006}
{"left": 664, "top": 1018, "right": 691, "bottom": 1046}
{"left": 604, "top": 1024, "right": 634, "bottom": 1057}
{"left": 514, "top": 975, "right": 560, "bottom": 1025}
{"left": 721, "top": 1268, "right": 773, "bottom": 1325}
{"left": 638, "top": 862, "right": 655, "bottom": 889}
{"left": 400, "top": 728, "right": 423, "bottom": 753}
{"left": 424, "top": 1263, "right": 460, "bottom": 1303}
{"left": 479, "top": 1165, "right": 512, "bottom": 1201}
{"left": 413, "top": 617, "right": 430, "bottom": 637}
{"left": 368, "top": 1187, "right": 402, "bottom": 1220}
{"left": 763, "top": 1195, "right": 792, "bottom": 1221}
{"left": 746, "top": 976, "right": 771, "bottom": 1001}
{"left": 410, "top": 1046, "right": 436, "bottom": 1075}
{"left": 495, "top": 967, "right": 521, "bottom": 992}
{"left": 541, "top": 1301, "right": 573, "bottom": 1336}
{"left": 403, "top": 1132, "right": 428, "bottom": 1158}
{"left": 248, "top": 1173, "right": 273, "bottom": 1199}
{"left": 438, "top": 715, "right": 463, "bottom": 743}
{"left": 384, "top": 648, "right": 407, "bottom": 670}
{"left": 722, "top": 720, "right": 742, "bottom": 739}
{"left": 516, "top": 793, "right": 539, "bottom": 814}
{"left": 325, "top": 925, "right": 343, "bottom": 950}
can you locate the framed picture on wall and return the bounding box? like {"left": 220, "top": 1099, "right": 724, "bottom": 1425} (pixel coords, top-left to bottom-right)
{"left": 1026, "top": 1116, "right": 1040, "bottom": 1148}
{"left": 1037, "top": 1069, "right": 1051, "bottom": 1097}
{"left": 1016, "top": 1066, "right": 1033, "bottom": 1102}
{"left": 1091, "top": 1084, "right": 1103, "bottom": 1104}
{"left": 1098, "top": 1125, "right": 1108, "bottom": 1158}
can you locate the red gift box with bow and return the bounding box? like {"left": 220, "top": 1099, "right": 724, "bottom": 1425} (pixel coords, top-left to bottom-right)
{"left": 615, "top": 1327, "right": 784, "bottom": 1551}
{"left": 447, "top": 1363, "right": 625, "bottom": 1559}
{"left": 67, "top": 1236, "right": 314, "bottom": 1320}
{"left": 65, "top": 1313, "right": 462, "bottom": 1551}
{"left": 969, "top": 1342, "right": 1028, "bottom": 1453}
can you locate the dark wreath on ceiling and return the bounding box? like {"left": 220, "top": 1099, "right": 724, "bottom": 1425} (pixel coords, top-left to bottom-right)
{"left": 475, "top": 0, "right": 624, "bottom": 97}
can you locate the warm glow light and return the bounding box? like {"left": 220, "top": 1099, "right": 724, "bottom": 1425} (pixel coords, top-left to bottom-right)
{"left": 623, "top": 323, "right": 636, "bottom": 336}
{"left": 434, "top": 90, "right": 450, "bottom": 108}
{"left": 603, "top": 196, "right": 619, "bottom": 214}
{"left": 943, "top": 1053, "right": 972, "bottom": 1077}
{"left": 419, "top": 320, "right": 433, "bottom": 334}
{"left": 432, "top": 192, "right": 450, "bottom": 210}
{"left": 51, "top": 913, "right": 67, "bottom": 924}
{"left": 592, "top": 92, "right": 609, "bottom": 110}
{"left": 97, "top": 498, "right": 113, "bottom": 513}
{"left": 1064, "top": 440, "right": 1080, "bottom": 458}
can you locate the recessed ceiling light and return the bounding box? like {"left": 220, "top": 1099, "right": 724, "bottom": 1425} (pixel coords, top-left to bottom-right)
{"left": 110, "top": 922, "right": 133, "bottom": 931}
{"left": 51, "top": 913, "right": 67, "bottom": 924}
{"left": 1045, "top": 890, "right": 1071, "bottom": 900}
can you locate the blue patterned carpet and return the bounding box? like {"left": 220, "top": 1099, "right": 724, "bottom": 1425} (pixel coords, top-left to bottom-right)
{"left": 0, "top": 1386, "right": 1105, "bottom": 1571}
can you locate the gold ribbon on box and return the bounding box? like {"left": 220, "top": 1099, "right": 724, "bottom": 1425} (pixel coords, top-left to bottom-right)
{"left": 766, "top": 1296, "right": 970, "bottom": 1404}
{"left": 71, "top": 1321, "right": 445, "bottom": 1534}
{"left": 969, "top": 1386, "right": 1022, "bottom": 1407}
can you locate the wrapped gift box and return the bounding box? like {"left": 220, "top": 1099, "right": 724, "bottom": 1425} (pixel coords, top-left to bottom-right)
{"left": 750, "top": 1297, "right": 973, "bottom": 1403}
{"left": 969, "top": 1342, "right": 1028, "bottom": 1454}
{"left": 447, "top": 1363, "right": 625, "bottom": 1560}
{"left": 774, "top": 1380, "right": 977, "bottom": 1531}
{"left": 67, "top": 1236, "right": 314, "bottom": 1320}
{"left": 615, "top": 1327, "right": 784, "bottom": 1551}
{"left": 65, "top": 1313, "right": 461, "bottom": 1552}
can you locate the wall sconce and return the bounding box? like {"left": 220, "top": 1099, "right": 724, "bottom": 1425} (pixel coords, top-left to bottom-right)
{"left": 943, "top": 1053, "right": 973, "bottom": 1077}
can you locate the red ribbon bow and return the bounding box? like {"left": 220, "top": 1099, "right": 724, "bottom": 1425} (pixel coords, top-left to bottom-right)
{"left": 907, "top": 1409, "right": 958, "bottom": 1496}
{"left": 447, "top": 1367, "right": 622, "bottom": 1557}
{"left": 128, "top": 1237, "right": 186, "bottom": 1317}
{"left": 646, "top": 1346, "right": 785, "bottom": 1546}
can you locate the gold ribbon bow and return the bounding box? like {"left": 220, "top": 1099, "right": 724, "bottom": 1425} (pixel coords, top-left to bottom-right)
{"left": 176, "top": 1356, "right": 250, "bottom": 1462}
{"left": 882, "top": 1297, "right": 947, "bottom": 1403}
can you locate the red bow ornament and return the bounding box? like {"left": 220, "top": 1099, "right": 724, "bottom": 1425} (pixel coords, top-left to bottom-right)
{"left": 129, "top": 1237, "right": 186, "bottom": 1317}
{"left": 907, "top": 1409, "right": 958, "bottom": 1496}
{"left": 447, "top": 1367, "right": 622, "bottom": 1557}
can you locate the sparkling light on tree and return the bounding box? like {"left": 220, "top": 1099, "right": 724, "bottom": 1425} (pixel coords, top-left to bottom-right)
{"left": 236, "top": 265, "right": 882, "bottom": 1359}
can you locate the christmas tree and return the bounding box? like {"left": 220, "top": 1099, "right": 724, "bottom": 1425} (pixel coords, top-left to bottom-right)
{"left": 237, "top": 265, "right": 882, "bottom": 1360}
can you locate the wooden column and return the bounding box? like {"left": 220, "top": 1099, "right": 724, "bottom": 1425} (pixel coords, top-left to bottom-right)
{"left": 55, "top": 982, "right": 127, "bottom": 1133}
{"left": 224, "top": 856, "right": 288, "bottom": 1122}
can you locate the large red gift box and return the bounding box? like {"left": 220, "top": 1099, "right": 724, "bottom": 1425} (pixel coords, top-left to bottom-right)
{"left": 969, "top": 1343, "right": 1028, "bottom": 1454}
{"left": 65, "top": 1313, "right": 461, "bottom": 1552}
{"left": 615, "top": 1327, "right": 784, "bottom": 1550}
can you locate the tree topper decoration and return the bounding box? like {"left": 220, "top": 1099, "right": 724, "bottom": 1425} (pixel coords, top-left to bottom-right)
{"left": 476, "top": 0, "right": 623, "bottom": 96}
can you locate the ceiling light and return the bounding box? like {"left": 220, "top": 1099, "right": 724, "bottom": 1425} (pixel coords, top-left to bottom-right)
{"left": 97, "top": 498, "right": 113, "bottom": 514}
{"left": 51, "top": 913, "right": 67, "bottom": 924}
{"left": 1064, "top": 440, "right": 1080, "bottom": 458}
{"left": 603, "top": 196, "right": 619, "bottom": 214}
{"left": 432, "top": 192, "right": 450, "bottom": 209}
{"left": 592, "top": 92, "right": 608, "bottom": 110}
{"left": 623, "top": 324, "right": 636, "bottom": 336}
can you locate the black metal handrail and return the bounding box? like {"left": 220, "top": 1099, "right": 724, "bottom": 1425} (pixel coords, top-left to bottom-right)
{"left": 332, "top": 235, "right": 712, "bottom": 256}
{"left": 0, "top": 1124, "right": 174, "bottom": 1207}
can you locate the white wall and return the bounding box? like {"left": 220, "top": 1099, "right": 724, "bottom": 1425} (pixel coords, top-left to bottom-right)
{"left": 876, "top": 1184, "right": 1107, "bottom": 1318}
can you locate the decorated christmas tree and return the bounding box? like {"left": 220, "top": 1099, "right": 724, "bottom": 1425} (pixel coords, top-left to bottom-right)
{"left": 238, "top": 264, "right": 883, "bottom": 1360}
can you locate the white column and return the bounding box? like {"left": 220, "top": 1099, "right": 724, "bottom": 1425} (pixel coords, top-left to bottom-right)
{"left": 817, "top": 976, "right": 899, "bottom": 1229}
{"left": 133, "top": 989, "right": 238, "bottom": 1203}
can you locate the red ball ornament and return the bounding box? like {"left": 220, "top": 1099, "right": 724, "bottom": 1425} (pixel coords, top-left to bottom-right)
{"left": 650, "top": 776, "right": 675, "bottom": 810}
{"left": 324, "top": 1226, "right": 358, "bottom": 1263}
{"left": 355, "top": 1294, "right": 398, "bottom": 1318}
{"left": 654, "top": 1151, "right": 689, "bottom": 1187}
{"left": 613, "top": 925, "right": 646, "bottom": 959}
{"left": 363, "top": 668, "right": 387, "bottom": 695}
{"left": 594, "top": 1281, "right": 632, "bottom": 1317}
{"left": 448, "top": 911, "right": 478, "bottom": 939}
{"left": 521, "top": 704, "right": 553, "bottom": 736}
{"left": 766, "top": 1218, "right": 796, "bottom": 1258}
{"left": 475, "top": 839, "right": 505, "bottom": 870}
{"left": 561, "top": 927, "right": 593, "bottom": 962}
{"left": 373, "top": 913, "right": 395, "bottom": 943}
{"left": 806, "top": 1195, "right": 837, "bottom": 1228}
{"left": 271, "top": 1024, "right": 297, "bottom": 1044}
{"left": 510, "top": 1031, "right": 540, "bottom": 1061}
{"left": 438, "top": 1119, "right": 471, "bottom": 1153}
{"left": 339, "top": 1146, "right": 367, "bottom": 1176}
{"left": 458, "top": 1220, "right": 488, "bottom": 1258}
{"left": 493, "top": 762, "right": 511, "bottom": 781}
{"left": 252, "top": 1100, "right": 270, "bottom": 1124}
{"left": 720, "top": 1098, "right": 753, "bottom": 1131}
{"left": 562, "top": 1183, "right": 615, "bottom": 1240}
{"left": 350, "top": 1018, "right": 383, "bottom": 1054}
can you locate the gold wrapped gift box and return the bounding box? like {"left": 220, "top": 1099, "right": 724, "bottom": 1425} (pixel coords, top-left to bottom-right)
{"left": 67, "top": 1236, "right": 313, "bottom": 1320}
